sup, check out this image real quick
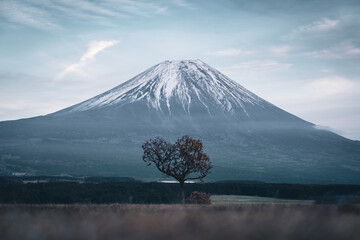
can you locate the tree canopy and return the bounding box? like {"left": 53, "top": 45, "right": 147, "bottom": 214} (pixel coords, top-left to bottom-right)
{"left": 142, "top": 136, "right": 212, "bottom": 203}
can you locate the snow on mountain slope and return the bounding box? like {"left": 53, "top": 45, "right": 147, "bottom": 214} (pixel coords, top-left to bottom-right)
{"left": 61, "top": 60, "right": 266, "bottom": 116}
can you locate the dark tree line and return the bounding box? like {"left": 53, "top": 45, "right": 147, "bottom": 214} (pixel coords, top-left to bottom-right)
{"left": 1, "top": 179, "right": 360, "bottom": 204}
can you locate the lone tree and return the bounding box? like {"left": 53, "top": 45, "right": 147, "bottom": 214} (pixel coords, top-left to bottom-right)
{"left": 142, "top": 135, "right": 212, "bottom": 204}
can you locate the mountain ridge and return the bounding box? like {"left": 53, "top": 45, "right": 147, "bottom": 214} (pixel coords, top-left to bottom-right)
{"left": 54, "top": 59, "right": 311, "bottom": 130}
{"left": 0, "top": 59, "right": 359, "bottom": 183}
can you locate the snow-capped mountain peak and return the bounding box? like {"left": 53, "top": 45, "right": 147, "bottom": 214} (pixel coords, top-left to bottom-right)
{"left": 61, "top": 60, "right": 265, "bottom": 116}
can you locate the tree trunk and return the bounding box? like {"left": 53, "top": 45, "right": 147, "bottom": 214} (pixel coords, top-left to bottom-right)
{"left": 180, "top": 181, "right": 185, "bottom": 204}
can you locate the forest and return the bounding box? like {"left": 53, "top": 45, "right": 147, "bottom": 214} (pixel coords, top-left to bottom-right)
{"left": 1, "top": 176, "right": 359, "bottom": 204}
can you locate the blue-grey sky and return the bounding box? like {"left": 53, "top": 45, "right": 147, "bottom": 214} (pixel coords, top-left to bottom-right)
{"left": 0, "top": 0, "right": 360, "bottom": 139}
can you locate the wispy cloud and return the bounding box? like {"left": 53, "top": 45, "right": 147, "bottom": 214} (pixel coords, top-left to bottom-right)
{"left": 305, "top": 76, "right": 353, "bottom": 99}
{"left": 272, "top": 76, "right": 355, "bottom": 104}
{"left": 305, "top": 42, "right": 360, "bottom": 59}
{"left": 268, "top": 46, "right": 291, "bottom": 56}
{"left": 172, "top": 0, "right": 195, "bottom": 9}
{"left": 31, "top": 0, "right": 122, "bottom": 27}
{"left": 80, "top": 41, "right": 119, "bottom": 61}
{"left": 109, "top": 0, "right": 168, "bottom": 16}
{"left": 58, "top": 0, "right": 121, "bottom": 17}
{"left": 220, "top": 60, "right": 293, "bottom": 72}
{"left": 207, "top": 45, "right": 291, "bottom": 58}
{"left": 0, "top": 0, "right": 173, "bottom": 30}
{"left": 297, "top": 18, "right": 339, "bottom": 32}
{"left": 0, "top": 0, "right": 59, "bottom": 30}
{"left": 57, "top": 40, "right": 119, "bottom": 81}
{"left": 207, "top": 48, "right": 253, "bottom": 57}
{"left": 284, "top": 18, "right": 340, "bottom": 39}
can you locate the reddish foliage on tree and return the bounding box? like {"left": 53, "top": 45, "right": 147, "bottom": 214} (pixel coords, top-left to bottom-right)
{"left": 142, "top": 136, "right": 212, "bottom": 204}
{"left": 186, "top": 191, "right": 211, "bottom": 204}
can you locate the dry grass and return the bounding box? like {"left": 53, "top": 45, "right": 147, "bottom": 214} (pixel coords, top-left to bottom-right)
{"left": 0, "top": 204, "right": 360, "bottom": 240}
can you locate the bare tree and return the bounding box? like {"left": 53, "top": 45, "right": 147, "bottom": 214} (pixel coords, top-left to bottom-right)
{"left": 142, "top": 136, "right": 212, "bottom": 204}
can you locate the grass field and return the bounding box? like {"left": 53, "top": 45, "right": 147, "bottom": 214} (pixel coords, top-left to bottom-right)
{"left": 211, "top": 195, "right": 315, "bottom": 204}
{"left": 1, "top": 204, "right": 359, "bottom": 240}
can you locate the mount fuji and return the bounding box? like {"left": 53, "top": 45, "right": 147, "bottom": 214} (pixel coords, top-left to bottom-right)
{"left": 0, "top": 60, "right": 359, "bottom": 183}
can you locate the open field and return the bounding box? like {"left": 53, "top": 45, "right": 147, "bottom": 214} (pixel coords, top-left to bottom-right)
{"left": 0, "top": 204, "right": 359, "bottom": 240}
{"left": 211, "top": 195, "right": 315, "bottom": 204}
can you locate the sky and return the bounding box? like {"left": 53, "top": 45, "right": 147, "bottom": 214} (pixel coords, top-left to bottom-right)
{"left": 0, "top": 0, "right": 360, "bottom": 140}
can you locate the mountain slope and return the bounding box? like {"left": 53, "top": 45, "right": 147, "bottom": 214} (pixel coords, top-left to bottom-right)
{"left": 57, "top": 60, "right": 263, "bottom": 116}
{"left": 0, "top": 60, "right": 359, "bottom": 183}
